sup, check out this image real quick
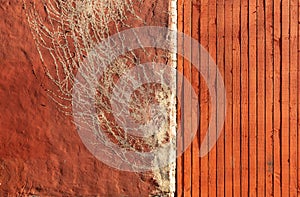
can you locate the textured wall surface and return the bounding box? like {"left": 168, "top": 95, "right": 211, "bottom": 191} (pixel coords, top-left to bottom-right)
{"left": 0, "top": 0, "right": 173, "bottom": 196}
{"left": 176, "top": 0, "right": 300, "bottom": 196}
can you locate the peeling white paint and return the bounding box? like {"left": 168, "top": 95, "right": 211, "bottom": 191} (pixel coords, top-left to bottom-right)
{"left": 166, "top": 0, "right": 177, "bottom": 196}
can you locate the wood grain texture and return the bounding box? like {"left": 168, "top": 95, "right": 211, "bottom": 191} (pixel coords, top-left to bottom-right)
{"left": 232, "top": 0, "right": 241, "bottom": 195}
{"left": 183, "top": 0, "right": 192, "bottom": 195}
{"left": 208, "top": 0, "right": 217, "bottom": 196}
{"left": 176, "top": 0, "right": 300, "bottom": 196}
{"left": 249, "top": 0, "right": 258, "bottom": 195}
{"left": 241, "top": 0, "right": 249, "bottom": 196}
{"left": 216, "top": 0, "right": 226, "bottom": 196}
{"left": 265, "top": 0, "right": 274, "bottom": 196}
{"left": 199, "top": 0, "right": 209, "bottom": 196}
{"left": 191, "top": 1, "right": 200, "bottom": 196}
{"left": 176, "top": 0, "right": 184, "bottom": 195}
{"left": 281, "top": 0, "right": 290, "bottom": 195}
{"left": 289, "top": 1, "right": 298, "bottom": 196}
{"left": 257, "top": 0, "right": 266, "bottom": 195}
{"left": 273, "top": 0, "right": 282, "bottom": 196}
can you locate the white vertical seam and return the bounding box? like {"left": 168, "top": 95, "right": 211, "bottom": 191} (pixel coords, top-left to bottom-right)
{"left": 168, "top": 0, "right": 177, "bottom": 196}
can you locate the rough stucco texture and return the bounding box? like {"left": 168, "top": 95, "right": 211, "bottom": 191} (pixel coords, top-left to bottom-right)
{"left": 0, "top": 0, "right": 170, "bottom": 196}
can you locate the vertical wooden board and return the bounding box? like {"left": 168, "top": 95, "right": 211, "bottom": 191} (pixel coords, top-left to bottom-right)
{"left": 248, "top": 0, "right": 257, "bottom": 196}
{"left": 216, "top": 0, "right": 225, "bottom": 196}
{"left": 273, "top": 0, "right": 281, "bottom": 196}
{"left": 177, "top": 0, "right": 184, "bottom": 195}
{"left": 298, "top": 0, "right": 300, "bottom": 193}
{"left": 191, "top": 1, "right": 200, "bottom": 196}
{"left": 240, "top": 0, "right": 249, "bottom": 196}
{"left": 265, "top": 0, "right": 274, "bottom": 196}
{"left": 281, "top": 0, "right": 290, "bottom": 195}
{"left": 183, "top": 0, "right": 192, "bottom": 195}
{"left": 208, "top": 0, "right": 217, "bottom": 196}
{"left": 257, "top": 0, "right": 266, "bottom": 195}
{"left": 289, "top": 0, "right": 298, "bottom": 195}
{"left": 177, "top": 1, "right": 300, "bottom": 196}
{"left": 232, "top": 0, "right": 241, "bottom": 195}
{"left": 176, "top": 1, "right": 300, "bottom": 196}
{"left": 224, "top": 0, "right": 233, "bottom": 196}
{"left": 200, "top": 0, "right": 209, "bottom": 196}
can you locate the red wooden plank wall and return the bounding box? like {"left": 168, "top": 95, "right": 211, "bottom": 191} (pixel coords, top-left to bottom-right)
{"left": 176, "top": 0, "right": 300, "bottom": 196}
